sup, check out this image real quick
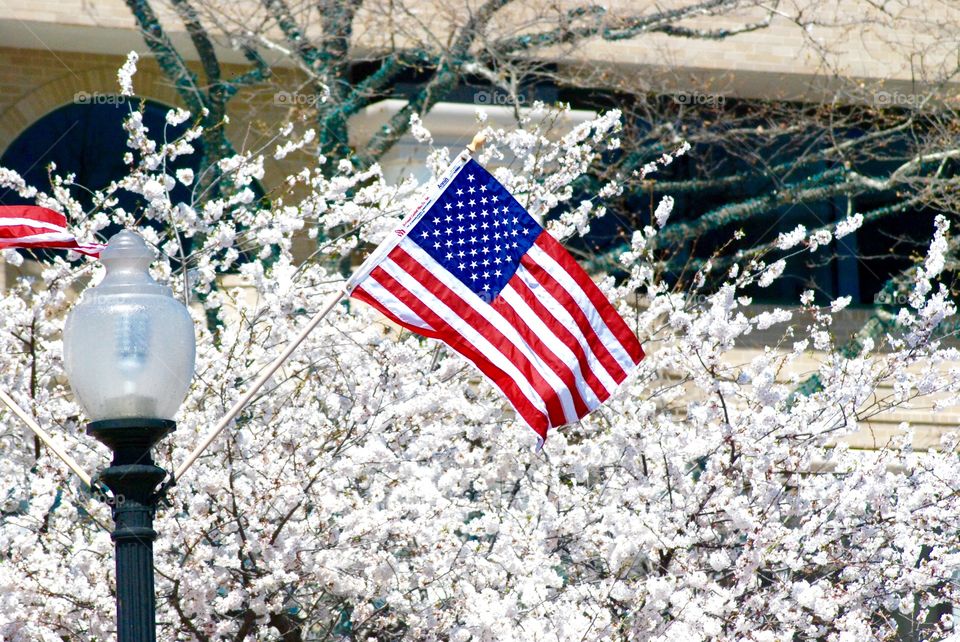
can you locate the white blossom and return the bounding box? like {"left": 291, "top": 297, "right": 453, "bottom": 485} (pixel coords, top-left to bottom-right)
{"left": 758, "top": 259, "right": 786, "bottom": 287}
{"left": 117, "top": 51, "right": 139, "bottom": 97}
{"left": 831, "top": 295, "right": 852, "bottom": 312}
{"left": 777, "top": 224, "right": 806, "bottom": 250}
{"left": 165, "top": 107, "right": 191, "bottom": 127}
{"left": 835, "top": 213, "right": 864, "bottom": 239}
{"left": 273, "top": 128, "right": 316, "bottom": 160}
{"left": 1, "top": 249, "right": 23, "bottom": 267}
{"left": 808, "top": 228, "right": 833, "bottom": 251}
{"left": 409, "top": 113, "right": 433, "bottom": 144}
{"left": 175, "top": 168, "right": 194, "bottom": 186}
{"left": 654, "top": 195, "right": 674, "bottom": 227}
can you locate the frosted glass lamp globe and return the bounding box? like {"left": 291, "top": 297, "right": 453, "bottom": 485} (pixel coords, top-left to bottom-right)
{"left": 63, "top": 230, "right": 196, "bottom": 420}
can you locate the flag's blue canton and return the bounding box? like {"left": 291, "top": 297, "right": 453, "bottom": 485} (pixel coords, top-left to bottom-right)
{"left": 410, "top": 159, "right": 542, "bottom": 301}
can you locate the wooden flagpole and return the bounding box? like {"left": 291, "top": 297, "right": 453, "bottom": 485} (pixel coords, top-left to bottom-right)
{"left": 466, "top": 132, "right": 486, "bottom": 154}
{"left": 0, "top": 389, "right": 94, "bottom": 488}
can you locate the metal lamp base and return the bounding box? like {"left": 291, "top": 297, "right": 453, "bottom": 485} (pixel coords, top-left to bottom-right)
{"left": 88, "top": 418, "right": 175, "bottom": 642}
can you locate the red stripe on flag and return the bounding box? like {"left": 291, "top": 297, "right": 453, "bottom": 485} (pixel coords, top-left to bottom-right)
{"left": 0, "top": 224, "right": 68, "bottom": 240}
{"left": 0, "top": 205, "right": 67, "bottom": 228}
{"left": 535, "top": 233, "right": 645, "bottom": 364}
{"left": 507, "top": 277, "right": 611, "bottom": 404}
{"left": 388, "top": 246, "right": 569, "bottom": 429}
{"left": 519, "top": 253, "right": 628, "bottom": 384}
{"left": 368, "top": 265, "right": 550, "bottom": 437}
{"left": 490, "top": 294, "right": 590, "bottom": 418}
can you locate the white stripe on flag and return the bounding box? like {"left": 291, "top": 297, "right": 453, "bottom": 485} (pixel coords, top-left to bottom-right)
{"left": 499, "top": 283, "right": 603, "bottom": 410}
{"left": 526, "top": 244, "right": 637, "bottom": 374}
{"left": 1, "top": 231, "right": 77, "bottom": 244}
{"left": 0, "top": 218, "right": 68, "bottom": 233}
{"left": 376, "top": 257, "right": 550, "bottom": 420}
{"left": 512, "top": 264, "right": 620, "bottom": 395}
{"left": 359, "top": 278, "right": 432, "bottom": 331}
{"left": 399, "top": 239, "right": 579, "bottom": 424}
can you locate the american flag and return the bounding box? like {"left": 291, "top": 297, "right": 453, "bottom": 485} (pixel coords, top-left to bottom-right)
{"left": 346, "top": 151, "right": 644, "bottom": 443}
{"left": 0, "top": 205, "right": 104, "bottom": 257}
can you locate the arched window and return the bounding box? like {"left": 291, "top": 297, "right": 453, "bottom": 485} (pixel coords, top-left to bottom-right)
{"left": 0, "top": 99, "right": 201, "bottom": 217}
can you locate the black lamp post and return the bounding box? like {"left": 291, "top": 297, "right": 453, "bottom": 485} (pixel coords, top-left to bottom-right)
{"left": 63, "top": 231, "right": 196, "bottom": 642}
{"left": 87, "top": 418, "right": 173, "bottom": 640}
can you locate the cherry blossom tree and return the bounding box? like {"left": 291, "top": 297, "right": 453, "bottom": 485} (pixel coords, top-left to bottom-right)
{"left": 1, "top": 56, "right": 959, "bottom": 642}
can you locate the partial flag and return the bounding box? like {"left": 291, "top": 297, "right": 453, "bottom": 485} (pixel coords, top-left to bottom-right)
{"left": 346, "top": 151, "right": 644, "bottom": 445}
{"left": 0, "top": 205, "right": 104, "bottom": 257}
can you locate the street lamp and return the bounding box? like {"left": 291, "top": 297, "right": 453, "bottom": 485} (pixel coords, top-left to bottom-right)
{"left": 63, "top": 230, "right": 196, "bottom": 642}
